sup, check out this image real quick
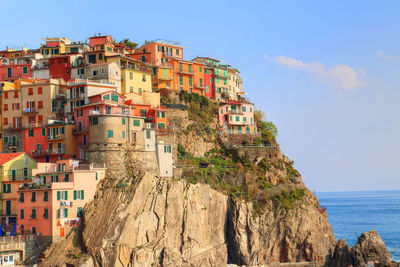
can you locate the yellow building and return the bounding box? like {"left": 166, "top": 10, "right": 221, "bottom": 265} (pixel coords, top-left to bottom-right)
{"left": 40, "top": 37, "right": 71, "bottom": 57}
{"left": 0, "top": 152, "right": 37, "bottom": 224}
{"left": 106, "top": 55, "right": 152, "bottom": 94}
{"left": 0, "top": 82, "right": 17, "bottom": 152}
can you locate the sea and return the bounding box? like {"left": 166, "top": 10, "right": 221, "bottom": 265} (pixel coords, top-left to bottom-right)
{"left": 317, "top": 190, "right": 400, "bottom": 262}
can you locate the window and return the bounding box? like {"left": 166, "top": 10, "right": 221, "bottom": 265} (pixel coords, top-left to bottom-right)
{"left": 220, "top": 109, "right": 223, "bottom": 114}
{"left": 179, "top": 63, "right": 183, "bottom": 72}
{"left": 64, "top": 173, "right": 69, "bottom": 182}
{"left": 133, "top": 119, "right": 140, "bottom": 126}
{"left": 28, "top": 88, "right": 33, "bottom": 95}
{"left": 141, "top": 55, "right": 146, "bottom": 62}
{"left": 43, "top": 208, "right": 49, "bottom": 219}
{"left": 19, "top": 193, "right": 24, "bottom": 202}
{"left": 57, "top": 191, "right": 68, "bottom": 200}
{"left": 224, "top": 79, "right": 227, "bottom": 85}
{"left": 216, "top": 77, "right": 219, "bottom": 84}
{"left": 3, "top": 184, "right": 11, "bottom": 193}
{"left": 28, "top": 129, "right": 34, "bottom": 137}
{"left": 3, "top": 104, "right": 8, "bottom": 111}
{"left": 4, "top": 92, "right": 8, "bottom": 99}
{"left": 243, "top": 117, "right": 247, "bottom": 122}
{"left": 107, "top": 130, "right": 113, "bottom": 138}
{"left": 238, "top": 126, "right": 242, "bottom": 133}
{"left": 180, "top": 75, "right": 183, "bottom": 85}
{"left": 210, "top": 77, "right": 213, "bottom": 84}
{"left": 98, "top": 53, "right": 103, "bottom": 60}
{"left": 111, "top": 94, "right": 119, "bottom": 102}
{"left": 14, "top": 91, "right": 18, "bottom": 98}
{"left": 23, "top": 66, "right": 28, "bottom": 74}
{"left": 38, "top": 101, "right": 43, "bottom": 109}
{"left": 250, "top": 107, "right": 253, "bottom": 112}
{"left": 199, "top": 66, "right": 202, "bottom": 72}
{"left": 38, "top": 87, "right": 42, "bottom": 94}
{"left": 92, "top": 117, "right": 98, "bottom": 125}
{"left": 189, "top": 77, "right": 192, "bottom": 86}
{"left": 158, "top": 46, "right": 162, "bottom": 52}
{"left": 20, "top": 209, "right": 24, "bottom": 219}
{"left": 242, "top": 106, "right": 246, "bottom": 112}
{"left": 122, "top": 117, "right": 126, "bottom": 125}
{"left": 158, "top": 123, "right": 165, "bottom": 129}
{"left": 43, "top": 191, "right": 48, "bottom": 201}
{"left": 129, "top": 71, "right": 133, "bottom": 80}
{"left": 31, "top": 192, "right": 36, "bottom": 202}
{"left": 146, "top": 130, "right": 151, "bottom": 139}
{"left": 236, "top": 116, "right": 239, "bottom": 122}
{"left": 176, "top": 49, "right": 179, "bottom": 55}
{"left": 41, "top": 128, "right": 46, "bottom": 136}
{"left": 106, "top": 106, "right": 111, "bottom": 114}
{"left": 74, "top": 190, "right": 84, "bottom": 200}
{"left": 188, "top": 65, "right": 192, "bottom": 73}
{"left": 164, "top": 145, "right": 172, "bottom": 153}
{"left": 142, "top": 74, "right": 146, "bottom": 82}
{"left": 3, "top": 136, "right": 8, "bottom": 143}
{"left": 140, "top": 109, "right": 147, "bottom": 116}
{"left": 77, "top": 207, "right": 83, "bottom": 217}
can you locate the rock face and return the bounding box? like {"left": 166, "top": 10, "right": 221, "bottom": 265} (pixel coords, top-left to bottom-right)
{"left": 79, "top": 172, "right": 335, "bottom": 267}
{"left": 327, "top": 230, "right": 398, "bottom": 267}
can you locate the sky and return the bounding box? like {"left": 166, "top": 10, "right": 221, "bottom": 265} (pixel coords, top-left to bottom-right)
{"left": 0, "top": 0, "right": 399, "bottom": 192}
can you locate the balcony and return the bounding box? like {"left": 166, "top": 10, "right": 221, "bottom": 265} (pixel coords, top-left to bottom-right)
{"left": 70, "top": 93, "right": 86, "bottom": 99}
{"left": 73, "top": 127, "right": 89, "bottom": 134}
{"left": 31, "top": 149, "right": 50, "bottom": 156}
{"left": 24, "top": 122, "right": 44, "bottom": 128}
{"left": 178, "top": 69, "right": 194, "bottom": 75}
{"left": 8, "top": 142, "right": 19, "bottom": 148}
{"left": 158, "top": 76, "right": 173, "bottom": 81}
{"left": 47, "top": 134, "right": 65, "bottom": 141}
{"left": 50, "top": 148, "right": 65, "bottom": 155}
{"left": 0, "top": 209, "right": 17, "bottom": 217}
{"left": 2, "top": 176, "right": 30, "bottom": 182}
{"left": 194, "top": 83, "right": 205, "bottom": 89}
{"left": 162, "top": 52, "right": 180, "bottom": 59}
{"left": 215, "top": 73, "right": 228, "bottom": 79}
{"left": 22, "top": 108, "right": 38, "bottom": 114}
{"left": 89, "top": 110, "right": 130, "bottom": 116}
{"left": 230, "top": 110, "right": 244, "bottom": 115}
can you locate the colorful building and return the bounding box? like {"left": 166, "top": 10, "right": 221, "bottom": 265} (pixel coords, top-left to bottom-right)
{"left": 48, "top": 55, "right": 72, "bottom": 81}
{"left": 152, "top": 65, "right": 174, "bottom": 94}
{"left": 0, "top": 54, "right": 37, "bottom": 81}
{"left": 218, "top": 100, "right": 257, "bottom": 134}
{"left": 130, "top": 40, "right": 183, "bottom": 65}
{"left": 0, "top": 153, "right": 37, "bottom": 225}
{"left": 66, "top": 79, "right": 117, "bottom": 116}
{"left": 106, "top": 55, "right": 152, "bottom": 95}
{"left": 86, "top": 62, "right": 121, "bottom": 92}
{"left": 16, "top": 159, "right": 106, "bottom": 240}
{"left": 40, "top": 37, "right": 71, "bottom": 57}
{"left": 227, "top": 68, "right": 244, "bottom": 101}
{"left": 166, "top": 59, "right": 196, "bottom": 93}
{"left": 23, "top": 122, "right": 76, "bottom": 163}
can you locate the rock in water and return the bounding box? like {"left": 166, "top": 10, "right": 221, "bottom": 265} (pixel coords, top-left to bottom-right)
{"left": 327, "top": 230, "right": 399, "bottom": 267}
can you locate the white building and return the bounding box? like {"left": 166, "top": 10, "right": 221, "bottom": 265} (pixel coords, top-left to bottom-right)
{"left": 156, "top": 142, "right": 173, "bottom": 177}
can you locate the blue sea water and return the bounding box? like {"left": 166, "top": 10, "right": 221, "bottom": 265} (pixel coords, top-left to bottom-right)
{"left": 317, "top": 190, "right": 400, "bottom": 262}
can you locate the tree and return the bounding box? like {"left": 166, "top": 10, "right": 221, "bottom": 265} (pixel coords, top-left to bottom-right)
{"left": 120, "top": 38, "right": 138, "bottom": 49}
{"left": 254, "top": 109, "right": 265, "bottom": 124}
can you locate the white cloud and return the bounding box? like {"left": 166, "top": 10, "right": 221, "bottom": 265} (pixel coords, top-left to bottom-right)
{"left": 274, "top": 55, "right": 366, "bottom": 90}
{"left": 377, "top": 51, "right": 398, "bottom": 62}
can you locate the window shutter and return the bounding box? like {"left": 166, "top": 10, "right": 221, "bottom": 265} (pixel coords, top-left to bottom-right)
{"left": 57, "top": 191, "right": 60, "bottom": 200}
{"left": 3, "top": 184, "right": 6, "bottom": 193}
{"left": 81, "top": 190, "right": 84, "bottom": 200}
{"left": 65, "top": 191, "right": 68, "bottom": 200}
{"left": 64, "top": 208, "right": 68, "bottom": 218}
{"left": 74, "top": 190, "right": 77, "bottom": 200}
{"left": 57, "top": 209, "right": 60, "bottom": 218}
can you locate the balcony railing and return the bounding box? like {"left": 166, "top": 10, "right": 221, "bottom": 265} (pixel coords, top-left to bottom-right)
{"left": 178, "top": 70, "right": 194, "bottom": 75}
{"left": 0, "top": 209, "right": 17, "bottom": 216}
{"left": 47, "top": 134, "right": 65, "bottom": 141}
{"left": 2, "top": 176, "right": 30, "bottom": 182}
{"left": 31, "top": 149, "right": 49, "bottom": 156}
{"left": 22, "top": 108, "right": 38, "bottom": 114}
{"left": 89, "top": 110, "right": 130, "bottom": 116}
{"left": 215, "top": 73, "right": 228, "bottom": 79}
{"left": 73, "top": 127, "right": 89, "bottom": 134}
{"left": 144, "top": 123, "right": 155, "bottom": 129}
{"left": 8, "top": 142, "right": 19, "bottom": 148}
{"left": 194, "top": 83, "right": 205, "bottom": 89}
{"left": 158, "top": 76, "right": 173, "bottom": 81}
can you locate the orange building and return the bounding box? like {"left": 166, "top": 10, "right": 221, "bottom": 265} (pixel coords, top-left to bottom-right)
{"left": 130, "top": 40, "right": 183, "bottom": 65}
{"left": 166, "top": 59, "right": 205, "bottom": 95}
{"left": 152, "top": 65, "right": 174, "bottom": 94}
{"left": 16, "top": 159, "right": 106, "bottom": 240}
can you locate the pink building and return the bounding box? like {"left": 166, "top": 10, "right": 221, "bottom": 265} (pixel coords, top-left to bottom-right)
{"left": 16, "top": 159, "right": 106, "bottom": 241}
{"left": 218, "top": 100, "right": 257, "bottom": 134}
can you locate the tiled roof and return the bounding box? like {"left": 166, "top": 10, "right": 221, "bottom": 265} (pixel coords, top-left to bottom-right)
{"left": 0, "top": 153, "right": 24, "bottom": 165}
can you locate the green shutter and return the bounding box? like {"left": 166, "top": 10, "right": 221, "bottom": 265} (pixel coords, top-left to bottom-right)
{"left": 65, "top": 191, "right": 68, "bottom": 200}
{"left": 57, "top": 191, "right": 60, "bottom": 200}
{"left": 64, "top": 208, "right": 68, "bottom": 218}
{"left": 133, "top": 120, "right": 140, "bottom": 126}
{"left": 96, "top": 172, "right": 98, "bottom": 180}
{"left": 74, "top": 190, "right": 77, "bottom": 200}
{"left": 58, "top": 209, "right": 60, "bottom": 218}
{"left": 81, "top": 190, "right": 84, "bottom": 200}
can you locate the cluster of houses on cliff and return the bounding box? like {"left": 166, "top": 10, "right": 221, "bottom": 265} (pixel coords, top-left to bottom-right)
{"left": 0, "top": 35, "right": 257, "bottom": 264}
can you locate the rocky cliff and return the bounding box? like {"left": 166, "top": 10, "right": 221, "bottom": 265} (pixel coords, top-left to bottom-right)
{"left": 41, "top": 99, "right": 397, "bottom": 267}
